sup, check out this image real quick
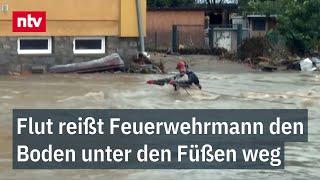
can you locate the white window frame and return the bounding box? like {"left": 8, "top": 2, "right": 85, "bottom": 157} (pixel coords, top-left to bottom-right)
{"left": 73, "top": 37, "right": 105, "bottom": 54}
{"left": 17, "top": 37, "right": 52, "bottom": 55}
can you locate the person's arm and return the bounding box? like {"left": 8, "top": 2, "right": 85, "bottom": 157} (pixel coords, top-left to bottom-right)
{"left": 147, "top": 77, "right": 174, "bottom": 86}
{"left": 152, "top": 78, "right": 172, "bottom": 86}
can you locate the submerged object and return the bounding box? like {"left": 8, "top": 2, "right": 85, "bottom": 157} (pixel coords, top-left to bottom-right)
{"left": 49, "top": 53, "right": 124, "bottom": 73}
{"left": 300, "top": 58, "right": 317, "bottom": 72}
{"left": 311, "top": 57, "right": 320, "bottom": 68}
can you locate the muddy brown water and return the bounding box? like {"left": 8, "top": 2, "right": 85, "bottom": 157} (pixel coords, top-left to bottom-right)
{"left": 0, "top": 71, "right": 319, "bottom": 179}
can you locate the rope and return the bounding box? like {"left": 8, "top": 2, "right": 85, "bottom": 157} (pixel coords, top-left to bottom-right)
{"left": 183, "top": 88, "right": 192, "bottom": 96}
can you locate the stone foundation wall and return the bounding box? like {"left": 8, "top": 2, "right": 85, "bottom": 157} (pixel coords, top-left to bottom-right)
{"left": 0, "top": 36, "right": 138, "bottom": 74}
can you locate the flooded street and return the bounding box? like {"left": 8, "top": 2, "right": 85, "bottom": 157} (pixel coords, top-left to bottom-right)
{"left": 0, "top": 70, "right": 320, "bottom": 179}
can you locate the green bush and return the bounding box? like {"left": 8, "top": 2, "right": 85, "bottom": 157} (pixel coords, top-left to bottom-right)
{"left": 245, "top": 0, "right": 320, "bottom": 55}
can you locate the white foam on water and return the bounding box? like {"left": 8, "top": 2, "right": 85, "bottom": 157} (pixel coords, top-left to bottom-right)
{"left": 12, "top": 91, "right": 21, "bottom": 94}
{"left": 241, "top": 92, "right": 271, "bottom": 99}
{"left": 0, "top": 96, "right": 13, "bottom": 99}
{"left": 57, "top": 91, "right": 105, "bottom": 103}
{"left": 184, "top": 89, "right": 220, "bottom": 100}
{"left": 300, "top": 99, "right": 316, "bottom": 108}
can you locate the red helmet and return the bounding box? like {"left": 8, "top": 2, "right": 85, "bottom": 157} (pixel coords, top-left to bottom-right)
{"left": 176, "top": 60, "right": 187, "bottom": 70}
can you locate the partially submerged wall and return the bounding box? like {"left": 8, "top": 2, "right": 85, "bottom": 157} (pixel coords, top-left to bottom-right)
{"left": 0, "top": 37, "right": 138, "bottom": 74}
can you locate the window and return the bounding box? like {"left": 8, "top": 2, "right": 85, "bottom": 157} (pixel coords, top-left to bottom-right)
{"left": 73, "top": 37, "right": 105, "bottom": 54}
{"left": 17, "top": 37, "right": 52, "bottom": 54}
{"left": 252, "top": 19, "right": 266, "bottom": 31}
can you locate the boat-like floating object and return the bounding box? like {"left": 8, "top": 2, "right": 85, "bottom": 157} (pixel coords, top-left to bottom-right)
{"left": 49, "top": 53, "right": 124, "bottom": 73}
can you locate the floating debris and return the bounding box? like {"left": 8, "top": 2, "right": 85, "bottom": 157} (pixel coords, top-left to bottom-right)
{"left": 49, "top": 53, "right": 124, "bottom": 74}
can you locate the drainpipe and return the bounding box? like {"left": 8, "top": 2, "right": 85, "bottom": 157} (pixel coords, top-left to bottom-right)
{"left": 135, "top": 0, "right": 146, "bottom": 56}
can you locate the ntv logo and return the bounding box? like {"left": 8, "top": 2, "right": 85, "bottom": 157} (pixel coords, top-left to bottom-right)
{"left": 12, "top": 11, "right": 46, "bottom": 32}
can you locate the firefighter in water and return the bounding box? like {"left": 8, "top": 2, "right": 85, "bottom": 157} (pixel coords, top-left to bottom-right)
{"left": 147, "top": 60, "right": 202, "bottom": 91}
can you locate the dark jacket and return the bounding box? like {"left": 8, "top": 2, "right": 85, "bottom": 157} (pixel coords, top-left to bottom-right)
{"left": 172, "top": 71, "right": 202, "bottom": 90}
{"left": 152, "top": 71, "right": 202, "bottom": 90}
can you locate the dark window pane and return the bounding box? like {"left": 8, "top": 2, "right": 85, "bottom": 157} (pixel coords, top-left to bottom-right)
{"left": 75, "top": 40, "right": 102, "bottom": 50}
{"left": 20, "top": 39, "right": 48, "bottom": 50}
{"left": 252, "top": 19, "right": 266, "bottom": 31}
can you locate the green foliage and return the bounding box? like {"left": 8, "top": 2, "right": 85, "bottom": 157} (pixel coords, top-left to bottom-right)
{"left": 245, "top": 0, "right": 320, "bottom": 55}
{"left": 147, "top": 0, "right": 198, "bottom": 8}
{"left": 147, "top": 0, "right": 170, "bottom": 7}
{"left": 147, "top": 0, "right": 237, "bottom": 8}
{"left": 238, "top": 0, "right": 250, "bottom": 13}
{"left": 245, "top": 0, "right": 286, "bottom": 15}
{"left": 277, "top": 0, "right": 320, "bottom": 54}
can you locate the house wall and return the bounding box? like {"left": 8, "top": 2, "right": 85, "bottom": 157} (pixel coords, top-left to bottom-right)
{"left": 248, "top": 18, "right": 277, "bottom": 38}
{"left": 232, "top": 16, "right": 248, "bottom": 28}
{"left": 0, "top": 0, "right": 146, "bottom": 74}
{"left": 0, "top": 0, "right": 146, "bottom": 37}
{"left": 0, "top": 37, "right": 138, "bottom": 74}
{"left": 249, "top": 18, "right": 266, "bottom": 37}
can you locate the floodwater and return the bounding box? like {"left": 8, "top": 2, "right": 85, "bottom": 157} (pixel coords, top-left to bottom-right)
{"left": 0, "top": 70, "right": 319, "bottom": 179}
